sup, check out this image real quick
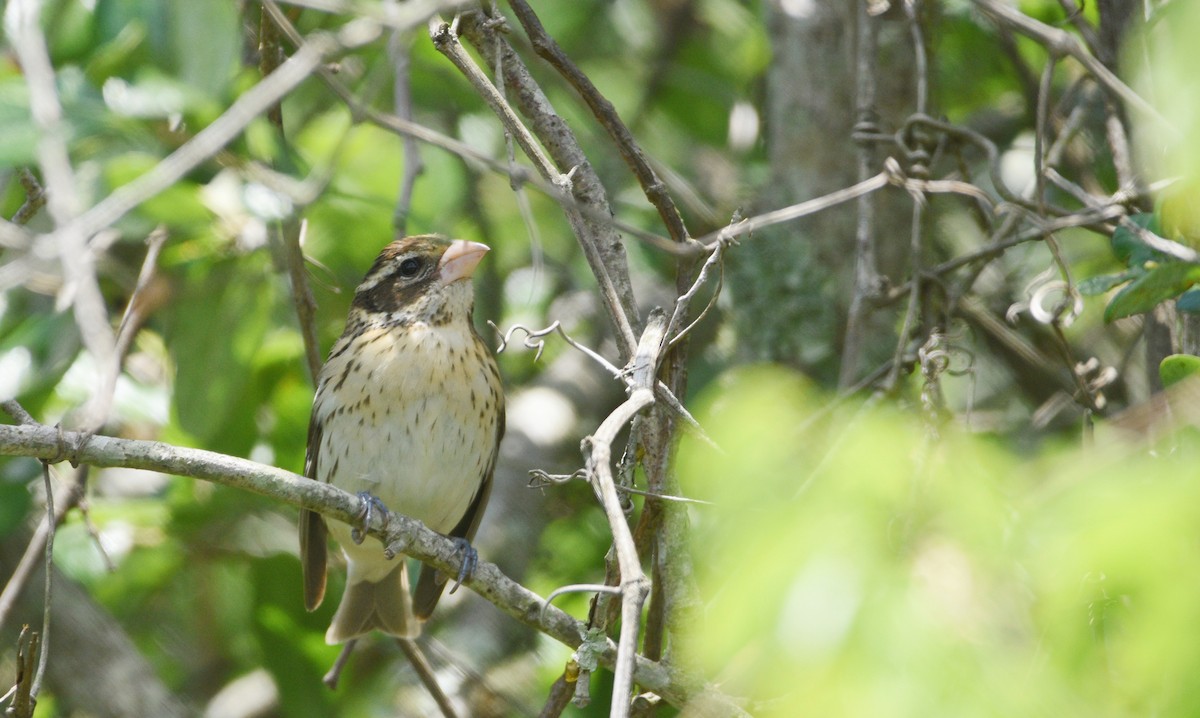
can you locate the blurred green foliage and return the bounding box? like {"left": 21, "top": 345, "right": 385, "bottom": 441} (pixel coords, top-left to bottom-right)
{"left": 681, "top": 365, "right": 1200, "bottom": 717}
{"left": 1, "top": 0, "right": 1198, "bottom": 715}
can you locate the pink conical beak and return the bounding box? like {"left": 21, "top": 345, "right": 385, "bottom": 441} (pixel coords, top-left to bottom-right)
{"left": 439, "top": 240, "right": 490, "bottom": 283}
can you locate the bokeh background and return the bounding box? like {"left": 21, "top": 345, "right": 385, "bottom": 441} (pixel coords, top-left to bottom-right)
{"left": 3, "top": 0, "right": 1200, "bottom": 716}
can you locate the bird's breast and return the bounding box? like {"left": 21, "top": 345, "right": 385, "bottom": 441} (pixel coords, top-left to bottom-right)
{"left": 313, "top": 322, "right": 502, "bottom": 536}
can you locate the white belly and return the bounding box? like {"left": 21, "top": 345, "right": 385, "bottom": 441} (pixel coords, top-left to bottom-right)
{"left": 312, "top": 322, "right": 500, "bottom": 576}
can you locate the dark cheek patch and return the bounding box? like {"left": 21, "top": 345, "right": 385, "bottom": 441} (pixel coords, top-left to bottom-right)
{"left": 353, "top": 273, "right": 434, "bottom": 314}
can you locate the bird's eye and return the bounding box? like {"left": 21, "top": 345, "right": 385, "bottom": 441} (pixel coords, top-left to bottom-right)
{"left": 397, "top": 257, "right": 423, "bottom": 278}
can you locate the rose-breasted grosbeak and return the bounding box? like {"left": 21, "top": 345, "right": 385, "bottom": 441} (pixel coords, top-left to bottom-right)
{"left": 299, "top": 235, "right": 505, "bottom": 643}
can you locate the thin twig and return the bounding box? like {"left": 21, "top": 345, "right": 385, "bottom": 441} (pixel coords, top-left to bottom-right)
{"left": 0, "top": 462, "right": 87, "bottom": 638}
{"left": 885, "top": 197, "right": 927, "bottom": 392}
{"left": 972, "top": 0, "right": 1175, "bottom": 135}
{"left": 434, "top": 15, "right": 640, "bottom": 360}
{"left": 527, "top": 469, "right": 712, "bottom": 505}
{"left": 580, "top": 314, "right": 668, "bottom": 717}
{"left": 282, "top": 219, "right": 323, "bottom": 384}
{"left": 429, "top": 17, "right": 560, "bottom": 187}
{"left": 696, "top": 172, "right": 890, "bottom": 247}
{"left": 492, "top": 321, "right": 717, "bottom": 448}
{"left": 665, "top": 238, "right": 727, "bottom": 351}
{"left": 1054, "top": 0, "right": 1102, "bottom": 58}
{"left": 885, "top": 3, "right": 935, "bottom": 392}
{"left": 841, "top": 0, "right": 882, "bottom": 389}
{"left": 389, "top": 27, "right": 425, "bottom": 233}
{"left": 397, "top": 639, "right": 460, "bottom": 718}
{"left": 505, "top": 0, "right": 691, "bottom": 245}
{"left": 274, "top": 0, "right": 471, "bottom": 29}
{"left": 492, "top": 320, "right": 620, "bottom": 373}
{"left": 253, "top": 13, "right": 325, "bottom": 386}
{"left": 6, "top": 627, "right": 37, "bottom": 718}
{"left": 489, "top": 4, "right": 546, "bottom": 259}
{"left": 30, "top": 462, "right": 54, "bottom": 700}
{"left": 1, "top": 400, "right": 36, "bottom": 426}
{"left": 457, "top": 13, "right": 644, "bottom": 360}
{"left": 878, "top": 200, "right": 1128, "bottom": 305}
{"left": 905, "top": 0, "right": 930, "bottom": 117}
{"left": 1035, "top": 59, "right": 1055, "bottom": 211}
{"left": 262, "top": 0, "right": 685, "bottom": 260}
{"left": 540, "top": 584, "right": 623, "bottom": 624}
{"left": 86, "top": 227, "right": 170, "bottom": 428}
{"left": 54, "top": 19, "right": 384, "bottom": 250}
{"left": 7, "top": 0, "right": 116, "bottom": 430}
{"left": 537, "top": 671, "right": 576, "bottom": 718}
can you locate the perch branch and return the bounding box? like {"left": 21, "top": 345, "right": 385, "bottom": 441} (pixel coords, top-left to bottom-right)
{"left": 0, "top": 419, "right": 745, "bottom": 714}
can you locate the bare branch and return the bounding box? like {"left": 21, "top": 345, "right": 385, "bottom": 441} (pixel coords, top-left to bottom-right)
{"left": 0, "top": 419, "right": 743, "bottom": 713}
{"left": 388, "top": 28, "right": 425, "bottom": 234}
{"left": 263, "top": 0, "right": 685, "bottom": 263}
{"left": 6, "top": 628, "right": 37, "bottom": 718}
{"left": 86, "top": 227, "right": 171, "bottom": 429}
{"left": 580, "top": 313, "right": 670, "bottom": 716}
{"left": 0, "top": 466, "right": 84, "bottom": 645}
{"left": 281, "top": 220, "right": 323, "bottom": 385}
{"left": 31, "top": 463, "right": 53, "bottom": 700}
{"left": 972, "top": 0, "right": 1174, "bottom": 135}
{"left": 59, "top": 19, "right": 383, "bottom": 248}
{"left": 457, "top": 13, "right": 643, "bottom": 360}
{"left": 275, "top": 0, "right": 471, "bottom": 28}
{"left": 397, "top": 638, "right": 460, "bottom": 718}
{"left": 528, "top": 469, "right": 712, "bottom": 505}
{"left": 7, "top": 0, "right": 116, "bottom": 429}
{"left": 438, "top": 15, "right": 642, "bottom": 360}
{"left": 842, "top": 1, "right": 883, "bottom": 388}
{"left": 492, "top": 321, "right": 716, "bottom": 448}
{"left": 697, "top": 172, "right": 890, "bottom": 247}
{"left": 0, "top": 401, "right": 36, "bottom": 426}
{"left": 505, "top": 0, "right": 692, "bottom": 245}
{"left": 542, "top": 584, "right": 623, "bottom": 624}
{"left": 665, "top": 238, "right": 727, "bottom": 350}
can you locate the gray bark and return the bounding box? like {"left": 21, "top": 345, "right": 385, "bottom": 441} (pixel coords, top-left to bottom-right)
{"left": 730, "top": 0, "right": 915, "bottom": 383}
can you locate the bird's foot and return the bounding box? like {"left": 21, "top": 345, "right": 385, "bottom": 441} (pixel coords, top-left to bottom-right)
{"left": 448, "top": 537, "right": 478, "bottom": 594}
{"left": 350, "top": 491, "right": 390, "bottom": 545}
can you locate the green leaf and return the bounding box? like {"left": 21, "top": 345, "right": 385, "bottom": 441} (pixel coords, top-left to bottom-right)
{"left": 1178, "top": 289, "right": 1200, "bottom": 313}
{"left": 0, "top": 78, "right": 38, "bottom": 166}
{"left": 1160, "top": 354, "right": 1200, "bottom": 388}
{"left": 165, "top": 255, "right": 278, "bottom": 455}
{"left": 0, "top": 481, "right": 32, "bottom": 537}
{"left": 1078, "top": 272, "right": 1132, "bottom": 296}
{"left": 252, "top": 555, "right": 338, "bottom": 716}
{"left": 1111, "top": 213, "right": 1166, "bottom": 268}
{"left": 167, "top": 0, "right": 239, "bottom": 99}
{"left": 1104, "top": 261, "right": 1200, "bottom": 322}
{"left": 85, "top": 21, "right": 148, "bottom": 83}
{"left": 104, "top": 152, "right": 210, "bottom": 228}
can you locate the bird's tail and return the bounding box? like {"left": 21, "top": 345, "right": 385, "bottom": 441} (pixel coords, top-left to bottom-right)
{"left": 325, "top": 561, "right": 419, "bottom": 644}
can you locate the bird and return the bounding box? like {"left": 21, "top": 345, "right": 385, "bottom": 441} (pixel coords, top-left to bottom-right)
{"left": 298, "top": 234, "right": 505, "bottom": 644}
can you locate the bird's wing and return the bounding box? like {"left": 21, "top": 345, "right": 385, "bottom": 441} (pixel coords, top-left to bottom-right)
{"left": 299, "top": 397, "right": 329, "bottom": 612}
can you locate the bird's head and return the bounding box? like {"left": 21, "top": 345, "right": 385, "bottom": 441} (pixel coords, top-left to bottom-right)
{"left": 350, "top": 235, "right": 490, "bottom": 326}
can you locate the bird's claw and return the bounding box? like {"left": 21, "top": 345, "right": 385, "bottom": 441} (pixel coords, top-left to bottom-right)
{"left": 350, "top": 491, "right": 390, "bottom": 545}
{"left": 448, "top": 537, "right": 478, "bottom": 594}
